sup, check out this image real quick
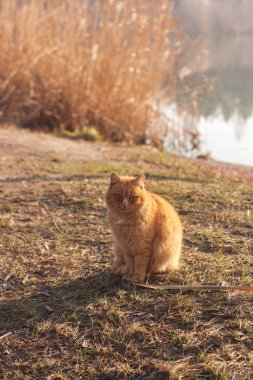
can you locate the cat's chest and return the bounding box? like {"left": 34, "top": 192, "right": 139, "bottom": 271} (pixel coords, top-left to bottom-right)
{"left": 111, "top": 215, "right": 145, "bottom": 228}
{"left": 112, "top": 221, "right": 154, "bottom": 253}
{"left": 111, "top": 217, "right": 153, "bottom": 238}
{"left": 114, "top": 218, "right": 126, "bottom": 226}
{"left": 112, "top": 220, "right": 140, "bottom": 231}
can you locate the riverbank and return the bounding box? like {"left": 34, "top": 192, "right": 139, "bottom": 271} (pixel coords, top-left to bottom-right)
{"left": 0, "top": 127, "right": 252, "bottom": 379}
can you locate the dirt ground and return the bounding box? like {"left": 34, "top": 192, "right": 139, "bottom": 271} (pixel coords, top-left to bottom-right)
{"left": 1, "top": 126, "right": 253, "bottom": 181}
{"left": 0, "top": 126, "right": 252, "bottom": 379}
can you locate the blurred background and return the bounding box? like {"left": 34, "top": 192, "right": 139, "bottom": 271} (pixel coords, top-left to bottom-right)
{"left": 0, "top": 0, "right": 252, "bottom": 166}
{"left": 174, "top": 0, "right": 253, "bottom": 166}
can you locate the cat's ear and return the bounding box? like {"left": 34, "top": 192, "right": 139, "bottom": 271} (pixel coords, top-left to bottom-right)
{"left": 133, "top": 175, "right": 145, "bottom": 189}
{"left": 110, "top": 172, "right": 121, "bottom": 186}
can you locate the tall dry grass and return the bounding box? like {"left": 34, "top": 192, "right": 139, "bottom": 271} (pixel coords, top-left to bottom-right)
{"left": 0, "top": 0, "right": 204, "bottom": 150}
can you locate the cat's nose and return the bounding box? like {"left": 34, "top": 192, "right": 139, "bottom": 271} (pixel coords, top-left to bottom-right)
{"left": 122, "top": 198, "right": 128, "bottom": 208}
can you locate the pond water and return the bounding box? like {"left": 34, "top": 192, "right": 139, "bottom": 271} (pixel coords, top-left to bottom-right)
{"left": 193, "top": 35, "right": 253, "bottom": 167}
{"left": 197, "top": 111, "right": 253, "bottom": 166}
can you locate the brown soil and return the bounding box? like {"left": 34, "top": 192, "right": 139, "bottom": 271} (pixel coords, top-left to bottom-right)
{"left": 1, "top": 126, "right": 252, "bottom": 181}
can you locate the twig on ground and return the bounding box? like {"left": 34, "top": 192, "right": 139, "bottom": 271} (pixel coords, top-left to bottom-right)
{"left": 49, "top": 211, "right": 73, "bottom": 240}
{"left": 131, "top": 283, "right": 253, "bottom": 292}
{"left": 46, "top": 207, "right": 84, "bottom": 242}
{"left": 0, "top": 332, "right": 12, "bottom": 340}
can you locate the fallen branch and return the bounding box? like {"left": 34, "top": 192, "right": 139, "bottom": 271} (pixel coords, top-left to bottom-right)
{"left": 132, "top": 283, "right": 253, "bottom": 292}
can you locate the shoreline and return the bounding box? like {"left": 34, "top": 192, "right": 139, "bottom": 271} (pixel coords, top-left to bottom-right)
{"left": 0, "top": 126, "right": 252, "bottom": 182}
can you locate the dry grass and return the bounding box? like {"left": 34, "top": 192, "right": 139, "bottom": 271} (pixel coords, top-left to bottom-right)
{"left": 0, "top": 0, "right": 205, "bottom": 150}
{"left": 0, "top": 130, "right": 253, "bottom": 379}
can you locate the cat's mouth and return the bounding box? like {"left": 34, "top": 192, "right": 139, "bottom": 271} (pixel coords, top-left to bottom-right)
{"left": 111, "top": 204, "right": 134, "bottom": 213}
{"left": 119, "top": 206, "right": 132, "bottom": 212}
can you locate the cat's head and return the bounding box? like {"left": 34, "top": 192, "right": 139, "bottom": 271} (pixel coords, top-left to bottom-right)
{"left": 106, "top": 173, "right": 146, "bottom": 213}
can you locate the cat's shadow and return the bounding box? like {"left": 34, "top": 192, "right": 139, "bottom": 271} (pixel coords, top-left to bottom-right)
{"left": 0, "top": 271, "right": 122, "bottom": 331}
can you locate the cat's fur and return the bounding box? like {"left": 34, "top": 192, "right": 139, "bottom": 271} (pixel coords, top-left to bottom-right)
{"left": 106, "top": 173, "right": 182, "bottom": 282}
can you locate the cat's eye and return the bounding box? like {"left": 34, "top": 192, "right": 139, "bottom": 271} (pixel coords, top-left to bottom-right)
{"left": 129, "top": 195, "right": 138, "bottom": 201}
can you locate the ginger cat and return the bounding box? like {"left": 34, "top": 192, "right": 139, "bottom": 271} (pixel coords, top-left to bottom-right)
{"left": 106, "top": 173, "right": 182, "bottom": 283}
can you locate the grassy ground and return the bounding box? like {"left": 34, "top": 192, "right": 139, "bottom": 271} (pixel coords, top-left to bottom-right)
{"left": 0, "top": 128, "right": 253, "bottom": 379}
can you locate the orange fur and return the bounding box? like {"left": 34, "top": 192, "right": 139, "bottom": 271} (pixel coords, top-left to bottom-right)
{"left": 106, "top": 173, "right": 182, "bottom": 282}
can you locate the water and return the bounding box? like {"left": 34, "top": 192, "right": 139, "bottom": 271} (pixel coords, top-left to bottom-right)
{"left": 198, "top": 111, "right": 253, "bottom": 166}
{"left": 193, "top": 34, "right": 253, "bottom": 167}
{"left": 173, "top": 1, "right": 253, "bottom": 167}
{"left": 183, "top": 35, "right": 253, "bottom": 167}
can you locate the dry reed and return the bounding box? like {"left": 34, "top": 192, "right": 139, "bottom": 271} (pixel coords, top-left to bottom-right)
{"left": 0, "top": 0, "right": 204, "bottom": 150}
